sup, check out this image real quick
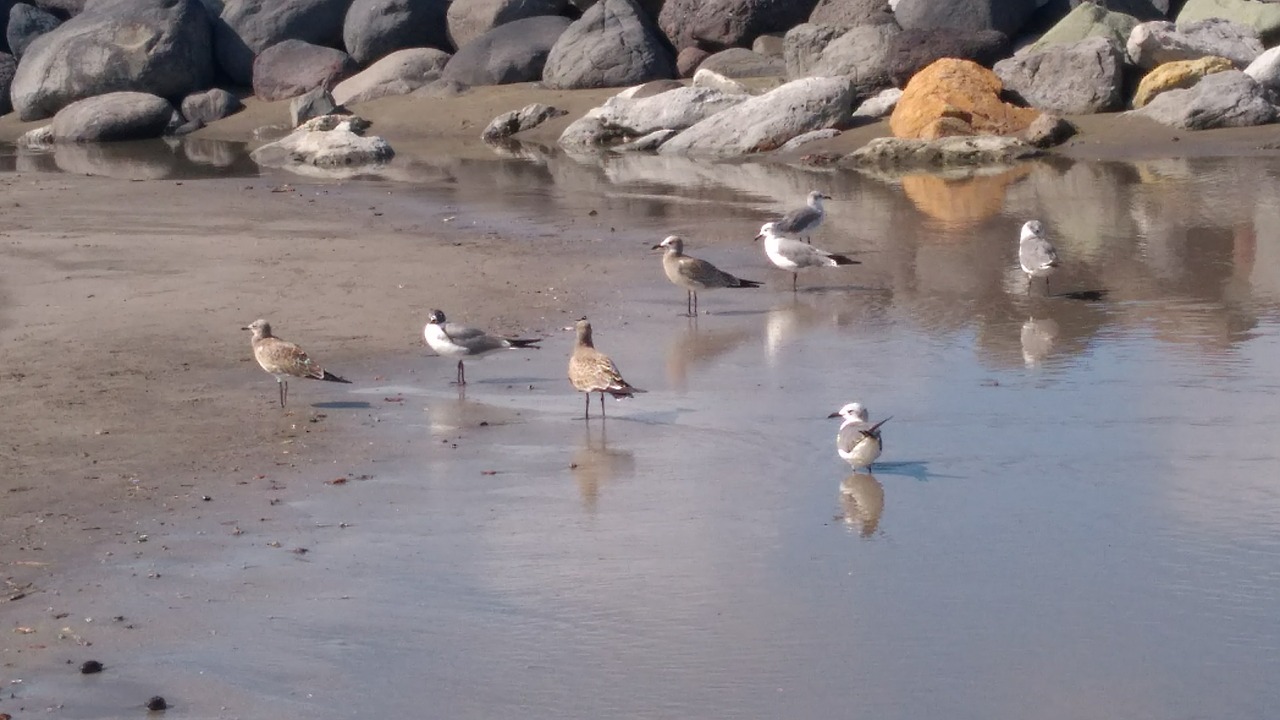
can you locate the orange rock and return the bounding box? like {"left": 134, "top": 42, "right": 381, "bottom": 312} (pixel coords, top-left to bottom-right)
{"left": 890, "top": 58, "right": 1041, "bottom": 139}
{"left": 901, "top": 165, "right": 1032, "bottom": 229}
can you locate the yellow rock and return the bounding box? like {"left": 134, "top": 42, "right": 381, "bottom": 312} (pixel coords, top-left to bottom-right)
{"left": 1132, "top": 56, "right": 1235, "bottom": 108}
{"left": 889, "top": 58, "right": 1041, "bottom": 140}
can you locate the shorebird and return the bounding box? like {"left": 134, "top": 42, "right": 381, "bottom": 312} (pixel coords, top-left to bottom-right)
{"left": 1018, "top": 220, "right": 1060, "bottom": 295}
{"left": 423, "top": 309, "right": 541, "bottom": 385}
{"left": 773, "top": 190, "right": 831, "bottom": 244}
{"left": 827, "top": 402, "right": 891, "bottom": 470}
{"left": 243, "top": 318, "right": 350, "bottom": 408}
{"left": 568, "top": 318, "right": 645, "bottom": 420}
{"left": 755, "top": 221, "right": 860, "bottom": 291}
{"left": 652, "top": 235, "right": 762, "bottom": 316}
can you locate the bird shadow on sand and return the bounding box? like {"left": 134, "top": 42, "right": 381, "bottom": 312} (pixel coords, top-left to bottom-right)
{"left": 469, "top": 375, "right": 561, "bottom": 385}
{"left": 313, "top": 401, "right": 374, "bottom": 409}
{"left": 868, "top": 460, "right": 957, "bottom": 483}
{"left": 1050, "top": 289, "right": 1108, "bottom": 302}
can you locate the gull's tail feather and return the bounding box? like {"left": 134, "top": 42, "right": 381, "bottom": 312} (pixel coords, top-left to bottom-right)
{"left": 829, "top": 253, "right": 861, "bottom": 266}
{"left": 608, "top": 386, "right": 646, "bottom": 399}
{"left": 732, "top": 277, "right": 764, "bottom": 288}
{"left": 508, "top": 338, "right": 542, "bottom": 349}
{"left": 321, "top": 370, "right": 352, "bottom": 384}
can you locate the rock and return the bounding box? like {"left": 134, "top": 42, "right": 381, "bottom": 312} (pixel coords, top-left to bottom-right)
{"left": 252, "top": 40, "right": 356, "bottom": 102}
{"left": 542, "top": 0, "right": 675, "bottom": 90}
{"left": 886, "top": 28, "right": 1010, "bottom": 87}
{"left": 693, "top": 67, "right": 750, "bottom": 94}
{"left": 1176, "top": 0, "right": 1280, "bottom": 46}
{"left": 342, "top": 0, "right": 451, "bottom": 67}
{"left": 446, "top": 0, "right": 566, "bottom": 49}
{"left": 557, "top": 112, "right": 613, "bottom": 151}
{"left": 443, "top": 15, "right": 570, "bottom": 86}
{"left": 1133, "top": 55, "right": 1233, "bottom": 107}
{"left": 50, "top": 91, "right": 174, "bottom": 142}
{"left": 180, "top": 87, "right": 242, "bottom": 125}
{"left": 890, "top": 58, "right": 1041, "bottom": 139}
{"left": 1132, "top": 69, "right": 1276, "bottom": 128}
{"left": 145, "top": 697, "right": 168, "bottom": 712}
{"left": 250, "top": 114, "right": 394, "bottom": 169}
{"left": 892, "top": 0, "right": 1042, "bottom": 37}
{"left": 332, "top": 47, "right": 450, "bottom": 104}
{"left": 290, "top": 86, "right": 338, "bottom": 126}
{"left": 1126, "top": 19, "right": 1262, "bottom": 71}
{"left": 783, "top": 23, "right": 846, "bottom": 79}
{"left": 752, "top": 33, "right": 784, "bottom": 57}
{"left": 481, "top": 102, "right": 566, "bottom": 141}
{"left": 851, "top": 86, "right": 901, "bottom": 117}
{"left": 32, "top": 0, "right": 86, "bottom": 17}
{"left": 615, "top": 78, "right": 683, "bottom": 98}
{"left": 79, "top": 661, "right": 104, "bottom": 674}
{"left": 843, "top": 135, "right": 1042, "bottom": 169}
{"left": 808, "top": 0, "right": 896, "bottom": 26}
{"left": 408, "top": 77, "right": 468, "bottom": 96}
{"left": 810, "top": 23, "right": 898, "bottom": 96}
{"left": 776, "top": 127, "right": 839, "bottom": 152}
{"left": 1028, "top": 2, "right": 1139, "bottom": 51}
{"left": 598, "top": 85, "right": 745, "bottom": 135}
{"left": 0, "top": 52, "right": 13, "bottom": 115}
{"left": 10, "top": 0, "right": 213, "bottom": 122}
{"left": 1244, "top": 45, "right": 1280, "bottom": 95}
{"left": 1020, "top": 112, "right": 1076, "bottom": 147}
{"left": 7, "top": 3, "right": 61, "bottom": 59}
{"left": 18, "top": 123, "right": 54, "bottom": 148}
{"left": 216, "top": 0, "right": 351, "bottom": 86}
{"left": 658, "top": 75, "right": 857, "bottom": 156}
{"left": 659, "top": 0, "right": 820, "bottom": 52}
{"left": 677, "top": 46, "right": 709, "bottom": 76}
{"left": 993, "top": 36, "right": 1124, "bottom": 114}
{"left": 614, "top": 128, "right": 678, "bottom": 150}
{"left": 698, "top": 47, "right": 784, "bottom": 77}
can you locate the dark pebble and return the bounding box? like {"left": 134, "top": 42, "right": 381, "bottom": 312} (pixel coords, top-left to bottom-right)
{"left": 80, "top": 660, "right": 104, "bottom": 674}
{"left": 146, "top": 696, "right": 168, "bottom": 711}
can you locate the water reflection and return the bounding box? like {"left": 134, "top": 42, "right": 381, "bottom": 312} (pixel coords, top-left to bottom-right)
{"left": 1020, "top": 316, "right": 1060, "bottom": 367}
{"left": 2, "top": 138, "right": 259, "bottom": 180}
{"left": 839, "top": 472, "right": 884, "bottom": 538}
{"left": 570, "top": 423, "right": 635, "bottom": 513}
{"left": 665, "top": 317, "right": 753, "bottom": 391}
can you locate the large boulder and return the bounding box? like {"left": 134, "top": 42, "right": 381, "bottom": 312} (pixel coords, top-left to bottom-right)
{"left": 50, "top": 91, "right": 173, "bottom": 142}
{"left": 658, "top": 0, "right": 820, "bottom": 52}
{"left": 890, "top": 58, "right": 1041, "bottom": 139}
{"left": 1127, "top": 18, "right": 1262, "bottom": 70}
{"left": 658, "top": 75, "right": 857, "bottom": 156}
{"left": 1244, "top": 45, "right": 1280, "bottom": 96}
{"left": 1176, "top": 0, "right": 1280, "bottom": 46}
{"left": 7, "top": 3, "right": 61, "bottom": 59}
{"left": 783, "top": 22, "right": 845, "bottom": 79}
{"left": 342, "top": 0, "right": 451, "bottom": 66}
{"left": 443, "top": 15, "right": 569, "bottom": 86}
{"left": 215, "top": 0, "right": 352, "bottom": 86}
{"left": 445, "top": 0, "right": 566, "bottom": 49}
{"left": 844, "top": 135, "right": 1041, "bottom": 170}
{"left": 250, "top": 114, "right": 394, "bottom": 170}
{"left": 31, "top": 0, "right": 86, "bottom": 17}
{"left": 0, "top": 52, "right": 14, "bottom": 115}
{"left": 252, "top": 39, "right": 356, "bottom": 101}
{"left": 697, "top": 47, "right": 784, "bottom": 77}
{"left": 808, "top": 23, "right": 898, "bottom": 96}
{"left": 892, "top": 0, "right": 1043, "bottom": 37}
{"left": 180, "top": 87, "right": 242, "bottom": 125}
{"left": 597, "top": 85, "right": 745, "bottom": 135}
{"left": 676, "top": 46, "right": 709, "bottom": 76}
{"left": 885, "top": 28, "right": 1010, "bottom": 87}
{"left": 482, "top": 102, "right": 565, "bottom": 141}
{"left": 542, "top": 0, "right": 675, "bottom": 89}
{"left": 332, "top": 46, "right": 450, "bottom": 104}
{"left": 808, "top": 0, "right": 896, "bottom": 26}
{"left": 1132, "top": 55, "right": 1233, "bottom": 107}
{"left": 10, "top": 0, "right": 213, "bottom": 122}
{"left": 1131, "top": 69, "right": 1275, "bottom": 128}
{"left": 1028, "top": 2, "right": 1139, "bottom": 51}
{"left": 993, "top": 36, "right": 1125, "bottom": 114}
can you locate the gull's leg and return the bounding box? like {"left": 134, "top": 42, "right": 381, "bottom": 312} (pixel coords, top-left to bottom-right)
{"left": 457, "top": 360, "right": 466, "bottom": 386}
{"left": 584, "top": 393, "right": 590, "bottom": 420}
{"left": 600, "top": 393, "right": 606, "bottom": 419}
{"left": 792, "top": 273, "right": 798, "bottom": 293}
{"left": 693, "top": 291, "right": 699, "bottom": 315}
{"left": 278, "top": 379, "right": 285, "bottom": 408}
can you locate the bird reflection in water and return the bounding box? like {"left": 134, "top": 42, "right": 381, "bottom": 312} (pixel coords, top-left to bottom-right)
{"left": 665, "top": 317, "right": 753, "bottom": 391}
{"left": 763, "top": 297, "right": 830, "bottom": 364}
{"left": 839, "top": 472, "right": 884, "bottom": 538}
{"left": 1020, "top": 316, "right": 1060, "bottom": 367}
{"left": 571, "top": 423, "right": 636, "bottom": 513}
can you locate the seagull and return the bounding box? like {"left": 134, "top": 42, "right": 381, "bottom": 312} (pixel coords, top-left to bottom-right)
{"left": 652, "top": 235, "right": 762, "bottom": 316}
{"left": 827, "top": 402, "right": 891, "bottom": 469}
{"left": 423, "top": 309, "right": 541, "bottom": 385}
{"left": 755, "top": 221, "right": 860, "bottom": 291}
{"left": 773, "top": 190, "right": 831, "bottom": 244}
{"left": 568, "top": 318, "right": 645, "bottom": 420}
{"left": 243, "top": 318, "right": 350, "bottom": 408}
{"left": 1018, "top": 220, "right": 1060, "bottom": 295}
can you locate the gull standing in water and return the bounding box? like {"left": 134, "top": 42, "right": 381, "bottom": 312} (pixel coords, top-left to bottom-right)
{"left": 243, "top": 318, "right": 350, "bottom": 408}
{"left": 828, "top": 402, "right": 891, "bottom": 469}
{"left": 652, "top": 235, "right": 762, "bottom": 316}
{"left": 423, "top": 309, "right": 541, "bottom": 385}
{"left": 1018, "top": 220, "right": 1060, "bottom": 295}
{"left": 568, "top": 318, "right": 645, "bottom": 420}
{"left": 773, "top": 190, "right": 831, "bottom": 244}
{"left": 755, "top": 221, "right": 860, "bottom": 291}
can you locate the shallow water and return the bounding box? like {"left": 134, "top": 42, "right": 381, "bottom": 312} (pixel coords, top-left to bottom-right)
{"left": 9, "top": 147, "right": 1280, "bottom": 719}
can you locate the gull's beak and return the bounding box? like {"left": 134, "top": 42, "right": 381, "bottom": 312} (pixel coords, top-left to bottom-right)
{"left": 753, "top": 233, "right": 764, "bottom": 242}
{"left": 241, "top": 326, "right": 251, "bottom": 331}
{"left": 820, "top": 194, "right": 832, "bottom": 200}
{"left": 650, "top": 243, "right": 663, "bottom": 250}
{"left": 826, "top": 411, "right": 841, "bottom": 419}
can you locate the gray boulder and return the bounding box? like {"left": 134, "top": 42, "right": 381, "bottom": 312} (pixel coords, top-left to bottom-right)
{"left": 1021, "top": 113, "right": 1076, "bottom": 148}
{"left": 31, "top": 0, "right": 86, "bottom": 17}
{"left": 290, "top": 86, "right": 338, "bottom": 126}
{"left": 698, "top": 47, "right": 784, "bottom": 77}
{"left": 1132, "top": 69, "right": 1276, "bottom": 128}
{"left": 446, "top": 0, "right": 566, "bottom": 49}
{"left": 782, "top": 22, "right": 845, "bottom": 79}
{"left": 481, "top": 102, "right": 566, "bottom": 141}
{"left": 1127, "top": 18, "right": 1262, "bottom": 70}
{"left": 216, "top": 0, "right": 352, "bottom": 86}
{"left": 180, "top": 87, "right": 242, "bottom": 125}
{"left": 659, "top": 0, "right": 820, "bottom": 52}
{"left": 10, "top": 0, "right": 213, "bottom": 122}
{"left": 1028, "top": 2, "right": 1141, "bottom": 51}
{"left": 252, "top": 39, "right": 355, "bottom": 101}
{"left": 557, "top": 112, "right": 613, "bottom": 151}
{"left": 443, "top": 15, "right": 570, "bottom": 86}
{"left": 843, "top": 135, "right": 1041, "bottom": 170}
{"left": 0, "top": 52, "right": 14, "bottom": 115}
{"left": 659, "top": 75, "right": 857, "bottom": 156}
{"left": 1244, "top": 45, "right": 1280, "bottom": 96}
{"left": 677, "top": 46, "right": 709, "bottom": 76}
{"left": 597, "top": 85, "right": 745, "bottom": 136}
{"left": 542, "top": 0, "right": 675, "bottom": 90}
{"left": 776, "top": 127, "right": 839, "bottom": 152}
{"left": 886, "top": 28, "right": 1009, "bottom": 87}
{"left": 993, "top": 36, "right": 1124, "bottom": 114}
{"left": 342, "top": 0, "right": 450, "bottom": 66}
{"left": 809, "top": 23, "right": 898, "bottom": 96}
{"left": 332, "top": 47, "right": 450, "bottom": 104}
{"left": 752, "top": 33, "right": 783, "bottom": 57}
{"left": 7, "top": 3, "right": 61, "bottom": 59}
{"left": 692, "top": 67, "right": 750, "bottom": 94}
{"left": 50, "top": 91, "right": 174, "bottom": 142}
{"left": 1177, "top": 0, "right": 1280, "bottom": 46}
{"left": 808, "top": 0, "right": 896, "bottom": 26}
{"left": 250, "top": 114, "right": 394, "bottom": 170}
{"left": 892, "top": 0, "right": 1043, "bottom": 37}
{"left": 851, "top": 86, "right": 901, "bottom": 117}
{"left": 614, "top": 128, "right": 678, "bottom": 151}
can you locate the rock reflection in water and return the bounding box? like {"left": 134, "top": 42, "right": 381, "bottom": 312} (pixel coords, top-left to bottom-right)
{"left": 839, "top": 472, "right": 884, "bottom": 538}
{"left": 571, "top": 423, "right": 635, "bottom": 513}
{"left": 9, "top": 138, "right": 257, "bottom": 180}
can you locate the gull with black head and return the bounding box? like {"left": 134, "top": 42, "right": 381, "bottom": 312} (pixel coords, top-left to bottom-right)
{"left": 423, "top": 309, "right": 541, "bottom": 385}
{"left": 755, "top": 221, "right": 860, "bottom": 291}
{"left": 773, "top": 190, "right": 831, "bottom": 244}
{"left": 828, "top": 402, "right": 891, "bottom": 470}
{"left": 243, "top": 318, "right": 350, "bottom": 408}
{"left": 652, "top": 235, "right": 762, "bottom": 316}
{"left": 568, "top": 318, "right": 645, "bottom": 420}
